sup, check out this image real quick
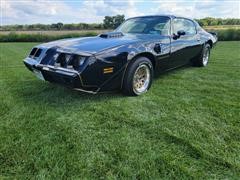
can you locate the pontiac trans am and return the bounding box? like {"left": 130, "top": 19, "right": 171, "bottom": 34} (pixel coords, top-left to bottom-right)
{"left": 23, "top": 15, "right": 217, "bottom": 95}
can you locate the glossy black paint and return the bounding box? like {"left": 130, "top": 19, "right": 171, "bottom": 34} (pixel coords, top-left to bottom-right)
{"left": 23, "top": 15, "right": 217, "bottom": 93}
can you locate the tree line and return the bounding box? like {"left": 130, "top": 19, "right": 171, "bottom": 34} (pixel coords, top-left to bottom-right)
{"left": 0, "top": 15, "right": 240, "bottom": 31}
{"left": 196, "top": 17, "right": 240, "bottom": 26}
{"left": 0, "top": 23, "right": 105, "bottom": 31}
{"left": 0, "top": 15, "right": 125, "bottom": 31}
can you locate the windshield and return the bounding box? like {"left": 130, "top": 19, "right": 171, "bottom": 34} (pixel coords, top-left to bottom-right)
{"left": 116, "top": 16, "right": 170, "bottom": 35}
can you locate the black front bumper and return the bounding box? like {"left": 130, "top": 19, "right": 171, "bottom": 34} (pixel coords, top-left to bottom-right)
{"left": 23, "top": 58, "right": 99, "bottom": 93}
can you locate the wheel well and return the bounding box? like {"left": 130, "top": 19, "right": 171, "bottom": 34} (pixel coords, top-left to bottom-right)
{"left": 207, "top": 40, "right": 213, "bottom": 48}
{"left": 132, "top": 52, "right": 156, "bottom": 69}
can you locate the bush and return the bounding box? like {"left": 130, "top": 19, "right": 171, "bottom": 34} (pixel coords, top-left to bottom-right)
{"left": 214, "top": 29, "right": 240, "bottom": 41}
{"left": 0, "top": 32, "right": 98, "bottom": 42}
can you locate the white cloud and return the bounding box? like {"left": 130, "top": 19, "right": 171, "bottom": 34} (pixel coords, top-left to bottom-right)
{"left": 150, "top": 0, "right": 239, "bottom": 19}
{"left": 1, "top": 0, "right": 74, "bottom": 24}
{"left": 1, "top": 0, "right": 239, "bottom": 25}
{"left": 1, "top": 0, "right": 142, "bottom": 25}
{"left": 79, "top": 0, "right": 142, "bottom": 19}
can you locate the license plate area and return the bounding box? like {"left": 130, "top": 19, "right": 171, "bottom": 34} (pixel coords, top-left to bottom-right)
{"left": 33, "top": 69, "right": 45, "bottom": 80}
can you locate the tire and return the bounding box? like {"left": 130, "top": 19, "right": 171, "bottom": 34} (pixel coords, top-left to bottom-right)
{"left": 193, "top": 43, "right": 211, "bottom": 67}
{"left": 122, "top": 57, "right": 153, "bottom": 96}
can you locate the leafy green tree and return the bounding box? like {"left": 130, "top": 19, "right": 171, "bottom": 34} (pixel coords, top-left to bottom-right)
{"left": 113, "top": 15, "right": 125, "bottom": 28}
{"left": 103, "top": 16, "right": 114, "bottom": 29}
{"left": 103, "top": 15, "right": 125, "bottom": 29}
{"left": 56, "top": 22, "right": 64, "bottom": 30}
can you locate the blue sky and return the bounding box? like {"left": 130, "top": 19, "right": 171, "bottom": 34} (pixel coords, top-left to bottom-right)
{"left": 1, "top": 0, "right": 239, "bottom": 25}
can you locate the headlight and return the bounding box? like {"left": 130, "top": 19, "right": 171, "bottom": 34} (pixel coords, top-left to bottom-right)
{"left": 54, "top": 52, "right": 95, "bottom": 70}
{"left": 65, "top": 54, "right": 72, "bottom": 64}
{"left": 72, "top": 56, "right": 87, "bottom": 70}
{"left": 55, "top": 53, "right": 68, "bottom": 67}
{"left": 88, "top": 56, "right": 97, "bottom": 65}
{"left": 53, "top": 53, "right": 60, "bottom": 61}
{"left": 78, "top": 56, "right": 86, "bottom": 66}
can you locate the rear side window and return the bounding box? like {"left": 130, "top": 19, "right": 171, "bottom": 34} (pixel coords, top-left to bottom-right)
{"left": 173, "top": 18, "right": 196, "bottom": 35}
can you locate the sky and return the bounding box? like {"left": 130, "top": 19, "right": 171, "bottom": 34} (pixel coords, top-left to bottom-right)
{"left": 0, "top": 0, "right": 240, "bottom": 25}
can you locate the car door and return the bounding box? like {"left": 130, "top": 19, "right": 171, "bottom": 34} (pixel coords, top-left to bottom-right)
{"left": 153, "top": 19, "right": 172, "bottom": 72}
{"left": 170, "top": 18, "right": 202, "bottom": 68}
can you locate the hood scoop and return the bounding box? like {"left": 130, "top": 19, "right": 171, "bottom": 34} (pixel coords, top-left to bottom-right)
{"left": 99, "top": 32, "right": 124, "bottom": 39}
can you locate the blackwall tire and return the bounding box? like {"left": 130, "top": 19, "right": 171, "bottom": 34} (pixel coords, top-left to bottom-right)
{"left": 193, "top": 43, "right": 211, "bottom": 67}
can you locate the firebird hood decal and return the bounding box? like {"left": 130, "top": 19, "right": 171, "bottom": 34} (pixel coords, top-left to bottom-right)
{"left": 38, "top": 33, "right": 167, "bottom": 54}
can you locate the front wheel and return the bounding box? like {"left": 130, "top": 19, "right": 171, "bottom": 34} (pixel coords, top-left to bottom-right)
{"left": 123, "top": 57, "right": 153, "bottom": 96}
{"left": 193, "top": 43, "right": 211, "bottom": 67}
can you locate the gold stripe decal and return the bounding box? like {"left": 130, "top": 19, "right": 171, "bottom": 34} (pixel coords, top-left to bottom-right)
{"left": 103, "top": 67, "right": 114, "bottom": 74}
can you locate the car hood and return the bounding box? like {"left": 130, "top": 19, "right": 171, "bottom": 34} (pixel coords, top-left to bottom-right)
{"left": 38, "top": 33, "right": 166, "bottom": 54}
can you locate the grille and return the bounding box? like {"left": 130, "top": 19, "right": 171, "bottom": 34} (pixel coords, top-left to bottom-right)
{"left": 29, "top": 48, "right": 42, "bottom": 58}
{"left": 35, "top": 49, "right": 42, "bottom": 57}
{"left": 29, "top": 48, "right": 37, "bottom": 56}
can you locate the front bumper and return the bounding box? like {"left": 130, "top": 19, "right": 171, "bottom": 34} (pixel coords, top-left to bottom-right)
{"left": 23, "top": 58, "right": 99, "bottom": 94}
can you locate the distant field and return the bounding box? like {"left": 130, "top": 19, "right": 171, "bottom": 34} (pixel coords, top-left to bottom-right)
{"left": 0, "top": 25, "right": 239, "bottom": 35}
{"left": 0, "top": 30, "right": 108, "bottom": 35}
{"left": 0, "top": 42, "right": 239, "bottom": 179}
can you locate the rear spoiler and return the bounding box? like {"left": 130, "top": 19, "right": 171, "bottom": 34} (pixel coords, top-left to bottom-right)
{"left": 207, "top": 31, "right": 218, "bottom": 45}
{"left": 208, "top": 31, "right": 217, "bottom": 37}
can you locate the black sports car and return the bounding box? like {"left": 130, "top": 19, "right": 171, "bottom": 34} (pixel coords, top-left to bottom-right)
{"left": 24, "top": 15, "right": 217, "bottom": 95}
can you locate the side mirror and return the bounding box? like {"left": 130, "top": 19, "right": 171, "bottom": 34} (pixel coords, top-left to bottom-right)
{"left": 173, "top": 30, "right": 186, "bottom": 40}
{"left": 177, "top": 30, "right": 186, "bottom": 36}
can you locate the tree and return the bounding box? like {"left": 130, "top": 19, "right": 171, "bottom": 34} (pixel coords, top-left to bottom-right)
{"left": 103, "top": 15, "right": 125, "bottom": 29}
{"left": 63, "top": 24, "right": 75, "bottom": 30}
{"left": 56, "top": 22, "right": 64, "bottom": 30}
{"left": 103, "top": 16, "right": 114, "bottom": 29}
{"left": 113, "top": 15, "right": 125, "bottom": 28}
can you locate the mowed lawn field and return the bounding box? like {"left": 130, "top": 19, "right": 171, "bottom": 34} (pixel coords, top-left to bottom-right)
{"left": 0, "top": 42, "right": 239, "bottom": 179}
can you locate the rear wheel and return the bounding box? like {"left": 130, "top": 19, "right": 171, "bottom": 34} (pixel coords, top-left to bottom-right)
{"left": 123, "top": 57, "right": 153, "bottom": 96}
{"left": 193, "top": 43, "right": 211, "bottom": 67}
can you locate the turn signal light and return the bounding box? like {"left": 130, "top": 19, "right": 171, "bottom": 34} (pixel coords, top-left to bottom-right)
{"left": 103, "top": 67, "right": 114, "bottom": 74}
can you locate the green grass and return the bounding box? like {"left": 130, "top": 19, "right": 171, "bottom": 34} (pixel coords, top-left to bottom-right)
{"left": 0, "top": 42, "right": 239, "bottom": 179}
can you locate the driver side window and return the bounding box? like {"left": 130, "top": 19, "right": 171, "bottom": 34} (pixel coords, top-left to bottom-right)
{"left": 173, "top": 18, "right": 196, "bottom": 35}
